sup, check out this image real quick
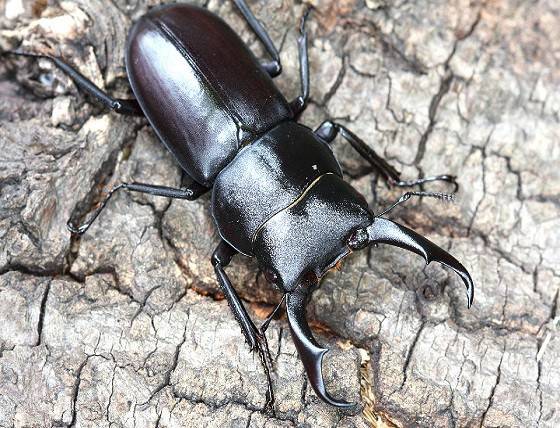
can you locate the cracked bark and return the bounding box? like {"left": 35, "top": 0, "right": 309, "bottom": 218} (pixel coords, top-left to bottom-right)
{"left": 1, "top": 0, "right": 559, "bottom": 427}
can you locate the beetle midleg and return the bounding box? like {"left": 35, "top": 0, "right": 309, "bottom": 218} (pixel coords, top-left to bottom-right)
{"left": 232, "top": 0, "right": 282, "bottom": 77}
{"left": 67, "top": 180, "right": 208, "bottom": 235}
{"left": 290, "top": 7, "right": 311, "bottom": 116}
{"left": 232, "top": 0, "right": 311, "bottom": 114}
{"left": 4, "top": 51, "right": 142, "bottom": 116}
{"left": 211, "top": 240, "right": 276, "bottom": 411}
{"left": 314, "top": 120, "right": 460, "bottom": 192}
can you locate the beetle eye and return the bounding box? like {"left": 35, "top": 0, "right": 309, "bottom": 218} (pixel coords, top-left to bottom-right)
{"left": 348, "top": 228, "right": 369, "bottom": 250}
{"left": 263, "top": 268, "right": 279, "bottom": 284}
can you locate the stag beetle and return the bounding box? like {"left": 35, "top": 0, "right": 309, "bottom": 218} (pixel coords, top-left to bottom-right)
{"left": 6, "top": 1, "right": 474, "bottom": 410}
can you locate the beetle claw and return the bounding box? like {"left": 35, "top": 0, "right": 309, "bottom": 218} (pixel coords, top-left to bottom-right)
{"left": 66, "top": 220, "right": 87, "bottom": 235}
{"left": 263, "top": 390, "right": 275, "bottom": 415}
{"left": 286, "top": 289, "right": 356, "bottom": 409}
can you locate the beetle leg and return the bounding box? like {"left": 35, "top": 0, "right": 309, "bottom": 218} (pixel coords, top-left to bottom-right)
{"left": 290, "top": 7, "right": 312, "bottom": 116}
{"left": 348, "top": 217, "right": 475, "bottom": 308}
{"left": 232, "top": 0, "right": 282, "bottom": 77}
{"left": 259, "top": 294, "right": 286, "bottom": 334}
{"left": 212, "top": 241, "right": 276, "bottom": 412}
{"left": 4, "top": 50, "right": 142, "bottom": 116}
{"left": 67, "top": 180, "right": 208, "bottom": 235}
{"left": 314, "top": 120, "right": 459, "bottom": 192}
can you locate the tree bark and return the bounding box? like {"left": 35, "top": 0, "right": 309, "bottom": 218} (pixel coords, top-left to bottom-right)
{"left": 0, "top": 0, "right": 559, "bottom": 427}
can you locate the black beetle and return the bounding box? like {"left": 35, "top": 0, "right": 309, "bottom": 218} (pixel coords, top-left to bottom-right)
{"left": 6, "top": 1, "right": 474, "bottom": 411}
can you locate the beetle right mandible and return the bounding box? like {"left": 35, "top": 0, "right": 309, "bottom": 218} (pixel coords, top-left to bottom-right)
{"left": 5, "top": 1, "right": 474, "bottom": 411}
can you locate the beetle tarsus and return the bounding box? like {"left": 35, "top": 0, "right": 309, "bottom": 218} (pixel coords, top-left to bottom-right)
{"left": 260, "top": 295, "right": 286, "bottom": 334}
{"left": 67, "top": 184, "right": 124, "bottom": 235}
{"left": 254, "top": 330, "right": 276, "bottom": 413}
{"left": 66, "top": 220, "right": 90, "bottom": 236}
{"left": 300, "top": 6, "right": 313, "bottom": 33}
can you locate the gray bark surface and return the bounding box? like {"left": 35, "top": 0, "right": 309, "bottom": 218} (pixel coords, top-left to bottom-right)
{"left": 0, "top": 0, "right": 559, "bottom": 427}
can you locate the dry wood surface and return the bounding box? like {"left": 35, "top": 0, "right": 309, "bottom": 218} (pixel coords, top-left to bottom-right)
{"left": 0, "top": 0, "right": 559, "bottom": 427}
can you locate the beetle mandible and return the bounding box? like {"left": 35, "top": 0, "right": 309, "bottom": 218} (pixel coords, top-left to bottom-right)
{"left": 6, "top": 1, "right": 474, "bottom": 410}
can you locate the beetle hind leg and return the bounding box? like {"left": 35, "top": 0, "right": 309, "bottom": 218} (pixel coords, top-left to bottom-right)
{"left": 212, "top": 241, "right": 277, "bottom": 412}
{"left": 3, "top": 50, "right": 143, "bottom": 116}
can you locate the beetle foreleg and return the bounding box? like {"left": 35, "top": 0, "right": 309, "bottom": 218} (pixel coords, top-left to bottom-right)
{"left": 67, "top": 180, "right": 208, "bottom": 235}
{"left": 315, "top": 120, "right": 459, "bottom": 192}
{"left": 4, "top": 50, "right": 143, "bottom": 116}
{"left": 212, "top": 241, "right": 276, "bottom": 413}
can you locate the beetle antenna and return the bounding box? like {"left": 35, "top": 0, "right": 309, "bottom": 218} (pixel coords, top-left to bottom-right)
{"left": 377, "top": 191, "right": 455, "bottom": 218}
{"left": 389, "top": 174, "right": 459, "bottom": 193}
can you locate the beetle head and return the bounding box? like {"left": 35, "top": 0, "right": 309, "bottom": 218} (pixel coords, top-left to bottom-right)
{"left": 252, "top": 173, "right": 372, "bottom": 293}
